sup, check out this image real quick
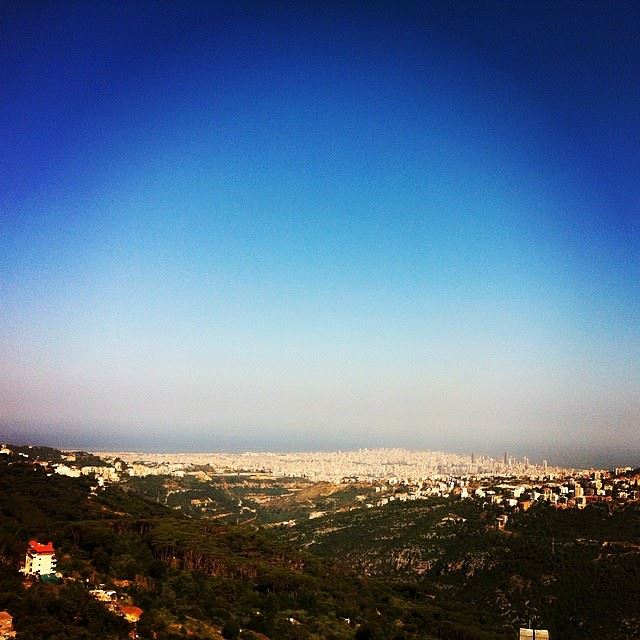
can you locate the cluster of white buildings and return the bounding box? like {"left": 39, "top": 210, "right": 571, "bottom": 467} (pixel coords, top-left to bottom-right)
{"left": 54, "top": 463, "right": 120, "bottom": 482}
{"left": 3, "top": 443, "right": 637, "bottom": 518}
{"left": 0, "top": 443, "right": 566, "bottom": 487}
{"left": 362, "top": 469, "right": 640, "bottom": 517}
{"left": 95, "top": 448, "right": 558, "bottom": 483}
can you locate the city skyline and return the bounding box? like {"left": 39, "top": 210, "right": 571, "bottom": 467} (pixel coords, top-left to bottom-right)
{"left": 1, "top": 2, "right": 638, "bottom": 466}
{"left": 0, "top": 436, "right": 634, "bottom": 472}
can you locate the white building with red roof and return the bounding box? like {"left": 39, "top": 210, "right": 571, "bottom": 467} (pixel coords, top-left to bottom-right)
{"left": 22, "top": 540, "right": 57, "bottom": 576}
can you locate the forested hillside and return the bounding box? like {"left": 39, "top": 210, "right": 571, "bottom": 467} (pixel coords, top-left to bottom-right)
{"left": 282, "top": 495, "right": 640, "bottom": 639}
{"left": 0, "top": 455, "right": 510, "bottom": 640}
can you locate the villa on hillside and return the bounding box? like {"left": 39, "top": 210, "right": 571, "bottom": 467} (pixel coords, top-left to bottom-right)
{"left": 21, "top": 540, "right": 57, "bottom": 577}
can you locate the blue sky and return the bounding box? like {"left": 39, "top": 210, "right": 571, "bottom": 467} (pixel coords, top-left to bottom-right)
{"left": 1, "top": 2, "right": 638, "bottom": 465}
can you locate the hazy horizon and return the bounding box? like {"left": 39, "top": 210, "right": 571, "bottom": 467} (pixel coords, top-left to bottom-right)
{"left": 2, "top": 3, "right": 638, "bottom": 467}
{"left": 2, "top": 428, "right": 637, "bottom": 471}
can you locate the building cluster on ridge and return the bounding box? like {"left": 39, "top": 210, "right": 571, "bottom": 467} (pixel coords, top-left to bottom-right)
{"left": 2, "top": 443, "right": 638, "bottom": 519}
{"left": 2, "top": 444, "right": 638, "bottom": 512}
{"left": 359, "top": 468, "right": 639, "bottom": 516}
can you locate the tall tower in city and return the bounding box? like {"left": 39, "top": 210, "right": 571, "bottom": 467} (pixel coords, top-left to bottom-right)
{"left": 503, "top": 451, "right": 509, "bottom": 466}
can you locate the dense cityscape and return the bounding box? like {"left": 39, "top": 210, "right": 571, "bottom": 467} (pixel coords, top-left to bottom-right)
{"left": 8, "top": 444, "right": 638, "bottom": 516}
{"left": 96, "top": 448, "right": 557, "bottom": 482}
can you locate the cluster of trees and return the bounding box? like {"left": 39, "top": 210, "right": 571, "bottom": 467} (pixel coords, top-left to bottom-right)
{"left": 0, "top": 456, "right": 510, "bottom": 639}
{"left": 5, "top": 450, "right": 637, "bottom": 639}
{"left": 0, "top": 568, "right": 129, "bottom": 640}
{"left": 284, "top": 489, "right": 640, "bottom": 640}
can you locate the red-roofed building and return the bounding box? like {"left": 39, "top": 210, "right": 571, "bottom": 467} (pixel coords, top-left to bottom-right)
{"left": 22, "top": 540, "right": 56, "bottom": 576}
{"left": 119, "top": 605, "right": 143, "bottom": 623}
{"left": 28, "top": 540, "right": 54, "bottom": 554}
{"left": 0, "top": 611, "right": 15, "bottom": 639}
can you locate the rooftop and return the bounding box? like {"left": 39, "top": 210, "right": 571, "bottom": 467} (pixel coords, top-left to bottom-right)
{"left": 27, "top": 540, "right": 54, "bottom": 554}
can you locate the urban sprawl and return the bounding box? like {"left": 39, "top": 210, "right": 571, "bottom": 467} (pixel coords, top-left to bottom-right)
{"left": 16, "top": 446, "right": 639, "bottom": 515}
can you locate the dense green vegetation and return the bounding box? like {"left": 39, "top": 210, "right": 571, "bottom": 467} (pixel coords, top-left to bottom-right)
{"left": 2, "top": 449, "right": 639, "bottom": 639}
{"left": 0, "top": 456, "right": 509, "bottom": 639}
{"left": 282, "top": 496, "right": 640, "bottom": 639}
{"left": 123, "top": 473, "right": 376, "bottom": 525}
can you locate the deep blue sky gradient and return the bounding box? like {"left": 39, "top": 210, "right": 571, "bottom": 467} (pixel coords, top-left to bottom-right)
{"left": 1, "top": 2, "right": 638, "bottom": 465}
